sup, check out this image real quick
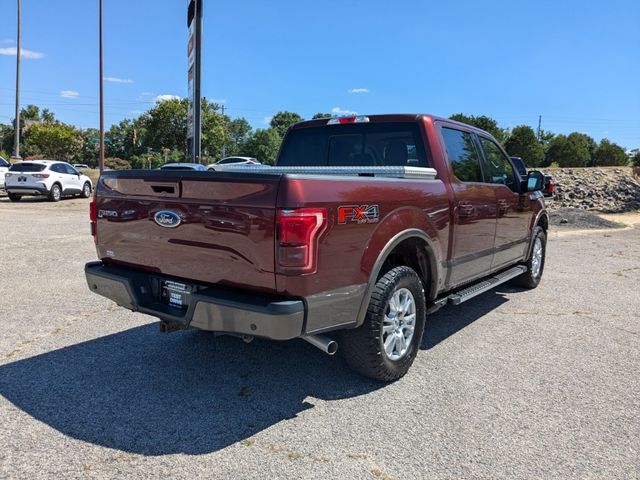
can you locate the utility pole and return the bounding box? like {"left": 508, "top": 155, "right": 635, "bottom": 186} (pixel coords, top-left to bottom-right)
{"left": 187, "top": 0, "right": 202, "bottom": 163}
{"left": 537, "top": 115, "right": 542, "bottom": 141}
{"left": 12, "top": 0, "right": 22, "bottom": 161}
{"left": 221, "top": 104, "right": 226, "bottom": 159}
{"left": 98, "top": 0, "right": 105, "bottom": 173}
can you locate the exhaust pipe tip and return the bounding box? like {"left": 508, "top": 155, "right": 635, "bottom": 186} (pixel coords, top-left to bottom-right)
{"left": 303, "top": 335, "right": 338, "bottom": 356}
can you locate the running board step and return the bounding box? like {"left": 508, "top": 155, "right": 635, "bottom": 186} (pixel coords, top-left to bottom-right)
{"left": 448, "top": 266, "right": 527, "bottom": 305}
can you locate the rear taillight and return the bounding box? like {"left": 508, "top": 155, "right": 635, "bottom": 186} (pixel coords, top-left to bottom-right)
{"left": 277, "top": 208, "right": 327, "bottom": 274}
{"left": 547, "top": 180, "right": 555, "bottom": 195}
{"left": 33, "top": 173, "right": 50, "bottom": 178}
{"left": 89, "top": 196, "right": 97, "bottom": 243}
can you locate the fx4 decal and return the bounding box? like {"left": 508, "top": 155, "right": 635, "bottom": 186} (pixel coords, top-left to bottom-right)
{"left": 338, "top": 205, "right": 380, "bottom": 224}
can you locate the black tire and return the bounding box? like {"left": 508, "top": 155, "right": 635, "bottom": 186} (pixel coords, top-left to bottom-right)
{"left": 80, "top": 182, "right": 92, "bottom": 198}
{"left": 513, "top": 226, "right": 546, "bottom": 289}
{"left": 340, "top": 266, "right": 426, "bottom": 382}
{"left": 8, "top": 193, "right": 21, "bottom": 202}
{"left": 49, "top": 183, "right": 61, "bottom": 202}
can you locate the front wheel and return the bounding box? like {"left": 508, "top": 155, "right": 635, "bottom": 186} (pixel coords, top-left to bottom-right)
{"left": 340, "top": 266, "right": 426, "bottom": 382}
{"left": 80, "top": 182, "right": 92, "bottom": 198}
{"left": 513, "top": 226, "right": 546, "bottom": 289}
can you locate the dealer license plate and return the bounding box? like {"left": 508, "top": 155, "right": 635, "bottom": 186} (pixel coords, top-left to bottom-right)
{"left": 161, "top": 280, "right": 192, "bottom": 309}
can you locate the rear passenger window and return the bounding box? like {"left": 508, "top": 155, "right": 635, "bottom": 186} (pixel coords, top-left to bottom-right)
{"left": 441, "top": 127, "right": 483, "bottom": 182}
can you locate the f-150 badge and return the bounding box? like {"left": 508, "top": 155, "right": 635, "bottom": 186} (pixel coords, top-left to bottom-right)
{"left": 338, "top": 205, "right": 380, "bottom": 224}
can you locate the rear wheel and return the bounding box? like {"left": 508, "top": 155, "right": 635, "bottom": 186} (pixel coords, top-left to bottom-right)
{"left": 80, "top": 182, "right": 92, "bottom": 198}
{"left": 513, "top": 226, "right": 546, "bottom": 289}
{"left": 49, "top": 183, "right": 61, "bottom": 202}
{"left": 8, "top": 193, "right": 21, "bottom": 202}
{"left": 340, "top": 266, "right": 426, "bottom": 382}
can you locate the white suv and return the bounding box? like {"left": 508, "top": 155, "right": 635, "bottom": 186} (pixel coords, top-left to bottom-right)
{"left": 5, "top": 160, "right": 93, "bottom": 202}
{"left": 0, "top": 156, "right": 9, "bottom": 195}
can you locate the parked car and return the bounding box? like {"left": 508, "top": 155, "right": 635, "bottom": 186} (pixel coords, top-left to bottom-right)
{"left": 73, "top": 163, "right": 90, "bottom": 170}
{"left": 207, "top": 156, "right": 260, "bottom": 171}
{"left": 86, "top": 114, "right": 547, "bottom": 381}
{"left": 159, "top": 162, "right": 207, "bottom": 171}
{"left": 0, "top": 155, "right": 10, "bottom": 195}
{"left": 5, "top": 160, "right": 93, "bottom": 202}
{"left": 510, "top": 156, "right": 554, "bottom": 198}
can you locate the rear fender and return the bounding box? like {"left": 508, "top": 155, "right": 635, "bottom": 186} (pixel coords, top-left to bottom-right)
{"left": 355, "top": 207, "right": 443, "bottom": 327}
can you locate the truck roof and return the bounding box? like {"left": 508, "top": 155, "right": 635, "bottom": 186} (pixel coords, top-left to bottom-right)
{"left": 291, "top": 114, "right": 491, "bottom": 136}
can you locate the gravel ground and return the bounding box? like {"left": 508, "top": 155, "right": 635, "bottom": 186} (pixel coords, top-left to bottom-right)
{"left": 0, "top": 197, "right": 639, "bottom": 479}
{"left": 549, "top": 207, "right": 626, "bottom": 229}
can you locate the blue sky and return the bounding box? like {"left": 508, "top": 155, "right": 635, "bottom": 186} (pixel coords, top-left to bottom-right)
{"left": 1, "top": 0, "right": 639, "bottom": 149}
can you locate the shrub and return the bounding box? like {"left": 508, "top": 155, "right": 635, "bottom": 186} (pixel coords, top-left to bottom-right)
{"left": 104, "top": 157, "right": 131, "bottom": 170}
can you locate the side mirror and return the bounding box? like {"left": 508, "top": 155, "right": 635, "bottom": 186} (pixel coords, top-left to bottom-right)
{"left": 524, "top": 171, "right": 544, "bottom": 192}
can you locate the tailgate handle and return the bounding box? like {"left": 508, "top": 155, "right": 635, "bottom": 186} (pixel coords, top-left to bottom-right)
{"left": 151, "top": 185, "right": 175, "bottom": 194}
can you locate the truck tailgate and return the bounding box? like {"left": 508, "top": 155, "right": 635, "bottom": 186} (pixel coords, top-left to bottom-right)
{"left": 95, "top": 171, "right": 281, "bottom": 292}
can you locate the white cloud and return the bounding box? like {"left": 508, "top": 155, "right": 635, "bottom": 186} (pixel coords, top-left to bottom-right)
{"left": 0, "top": 47, "right": 45, "bottom": 59}
{"left": 104, "top": 76, "right": 133, "bottom": 84}
{"left": 60, "top": 90, "right": 80, "bottom": 99}
{"left": 332, "top": 106, "right": 358, "bottom": 116}
{"left": 263, "top": 116, "right": 273, "bottom": 125}
{"left": 155, "top": 94, "right": 181, "bottom": 103}
{"left": 348, "top": 88, "right": 369, "bottom": 94}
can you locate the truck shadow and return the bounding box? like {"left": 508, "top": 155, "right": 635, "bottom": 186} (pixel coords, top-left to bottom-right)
{"left": 0, "top": 287, "right": 514, "bottom": 456}
{"left": 421, "top": 287, "right": 513, "bottom": 349}
{"left": 0, "top": 325, "right": 381, "bottom": 456}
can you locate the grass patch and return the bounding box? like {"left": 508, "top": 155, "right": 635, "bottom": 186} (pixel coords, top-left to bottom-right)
{"left": 80, "top": 169, "right": 101, "bottom": 185}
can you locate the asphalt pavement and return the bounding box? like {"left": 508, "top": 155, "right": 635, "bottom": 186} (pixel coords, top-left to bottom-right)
{"left": 0, "top": 197, "right": 638, "bottom": 479}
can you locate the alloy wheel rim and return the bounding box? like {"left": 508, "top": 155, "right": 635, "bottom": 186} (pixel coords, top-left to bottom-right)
{"left": 381, "top": 287, "right": 416, "bottom": 361}
{"left": 53, "top": 187, "right": 60, "bottom": 200}
{"left": 84, "top": 184, "right": 90, "bottom": 196}
{"left": 531, "top": 237, "right": 543, "bottom": 278}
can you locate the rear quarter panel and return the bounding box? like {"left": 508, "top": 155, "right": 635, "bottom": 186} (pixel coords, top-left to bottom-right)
{"left": 275, "top": 176, "right": 450, "bottom": 297}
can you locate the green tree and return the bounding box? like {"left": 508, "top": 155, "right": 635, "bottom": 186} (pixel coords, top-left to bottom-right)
{"left": 201, "top": 100, "right": 228, "bottom": 161}
{"left": 79, "top": 128, "right": 100, "bottom": 166}
{"left": 564, "top": 132, "right": 597, "bottom": 166}
{"left": 630, "top": 149, "right": 640, "bottom": 167}
{"left": 21, "top": 104, "right": 41, "bottom": 122}
{"left": 545, "top": 133, "right": 590, "bottom": 167}
{"left": 449, "top": 113, "right": 508, "bottom": 143}
{"left": 592, "top": 139, "right": 629, "bottom": 166}
{"left": 138, "top": 98, "right": 188, "bottom": 153}
{"left": 270, "top": 111, "right": 303, "bottom": 137}
{"left": 106, "top": 119, "right": 138, "bottom": 159}
{"left": 312, "top": 113, "right": 332, "bottom": 119}
{"left": 504, "top": 125, "right": 545, "bottom": 167}
{"left": 224, "top": 118, "right": 252, "bottom": 156}
{"left": 240, "top": 128, "right": 282, "bottom": 165}
{"left": 22, "top": 122, "right": 82, "bottom": 160}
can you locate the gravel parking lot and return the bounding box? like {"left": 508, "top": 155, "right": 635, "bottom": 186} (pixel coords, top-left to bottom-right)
{"left": 0, "top": 197, "right": 638, "bottom": 479}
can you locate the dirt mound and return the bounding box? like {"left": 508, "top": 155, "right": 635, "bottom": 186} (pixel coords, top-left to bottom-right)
{"left": 540, "top": 167, "right": 640, "bottom": 213}
{"left": 549, "top": 208, "right": 625, "bottom": 229}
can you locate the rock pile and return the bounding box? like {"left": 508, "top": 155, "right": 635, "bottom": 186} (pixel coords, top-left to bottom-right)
{"left": 539, "top": 167, "right": 640, "bottom": 213}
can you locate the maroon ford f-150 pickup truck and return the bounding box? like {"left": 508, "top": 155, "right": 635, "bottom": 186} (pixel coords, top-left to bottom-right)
{"left": 85, "top": 114, "right": 548, "bottom": 381}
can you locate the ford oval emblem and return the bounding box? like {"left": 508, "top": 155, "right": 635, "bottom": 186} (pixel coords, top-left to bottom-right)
{"left": 154, "top": 210, "right": 182, "bottom": 228}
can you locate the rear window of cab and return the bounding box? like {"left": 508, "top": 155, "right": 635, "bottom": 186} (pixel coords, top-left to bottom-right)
{"left": 8, "top": 163, "right": 47, "bottom": 172}
{"left": 278, "top": 123, "right": 429, "bottom": 168}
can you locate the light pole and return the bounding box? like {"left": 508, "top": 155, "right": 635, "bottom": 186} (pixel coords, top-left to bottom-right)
{"left": 98, "top": 0, "right": 105, "bottom": 173}
{"left": 12, "top": 0, "right": 21, "bottom": 161}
